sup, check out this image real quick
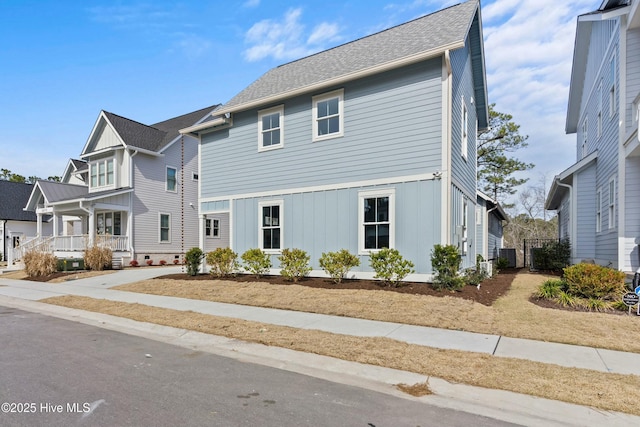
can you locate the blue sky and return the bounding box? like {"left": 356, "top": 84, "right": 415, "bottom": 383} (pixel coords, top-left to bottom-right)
{"left": 0, "top": 0, "right": 596, "bottom": 207}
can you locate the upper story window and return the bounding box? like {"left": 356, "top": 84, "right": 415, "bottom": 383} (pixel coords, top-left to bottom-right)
{"left": 608, "top": 177, "right": 616, "bottom": 230}
{"left": 313, "top": 89, "right": 344, "bottom": 141}
{"left": 89, "top": 158, "right": 114, "bottom": 190}
{"left": 609, "top": 54, "right": 616, "bottom": 118}
{"left": 462, "top": 100, "right": 468, "bottom": 160}
{"left": 258, "top": 105, "right": 284, "bottom": 151}
{"left": 597, "top": 81, "right": 602, "bottom": 139}
{"left": 581, "top": 117, "right": 588, "bottom": 158}
{"left": 166, "top": 166, "right": 177, "bottom": 192}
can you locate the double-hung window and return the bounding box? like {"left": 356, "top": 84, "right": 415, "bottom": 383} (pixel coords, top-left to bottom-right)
{"left": 461, "top": 198, "right": 468, "bottom": 255}
{"left": 597, "top": 81, "right": 602, "bottom": 139}
{"left": 313, "top": 89, "right": 343, "bottom": 141}
{"left": 205, "top": 218, "right": 220, "bottom": 238}
{"left": 609, "top": 54, "right": 616, "bottom": 118}
{"left": 159, "top": 213, "right": 171, "bottom": 243}
{"left": 608, "top": 177, "right": 615, "bottom": 229}
{"left": 259, "top": 201, "right": 282, "bottom": 252}
{"left": 596, "top": 189, "right": 602, "bottom": 233}
{"left": 90, "top": 158, "right": 115, "bottom": 190}
{"left": 258, "top": 106, "right": 284, "bottom": 151}
{"left": 166, "top": 166, "right": 177, "bottom": 192}
{"left": 581, "top": 117, "right": 588, "bottom": 158}
{"left": 359, "top": 189, "right": 394, "bottom": 252}
{"left": 462, "top": 100, "right": 468, "bottom": 160}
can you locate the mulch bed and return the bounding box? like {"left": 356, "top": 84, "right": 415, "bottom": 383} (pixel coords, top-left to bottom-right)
{"left": 155, "top": 268, "right": 521, "bottom": 306}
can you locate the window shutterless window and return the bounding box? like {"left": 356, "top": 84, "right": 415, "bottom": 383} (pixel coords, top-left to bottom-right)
{"left": 608, "top": 178, "right": 615, "bottom": 229}
{"left": 359, "top": 189, "right": 394, "bottom": 252}
{"left": 462, "top": 101, "right": 468, "bottom": 160}
{"left": 159, "top": 213, "right": 171, "bottom": 243}
{"left": 259, "top": 201, "right": 283, "bottom": 251}
{"left": 312, "top": 89, "right": 344, "bottom": 141}
{"left": 258, "top": 105, "right": 284, "bottom": 151}
{"left": 609, "top": 54, "right": 616, "bottom": 118}
{"left": 166, "top": 167, "right": 177, "bottom": 192}
{"left": 205, "top": 218, "right": 220, "bottom": 238}
{"left": 596, "top": 189, "right": 602, "bottom": 233}
{"left": 89, "top": 158, "right": 115, "bottom": 190}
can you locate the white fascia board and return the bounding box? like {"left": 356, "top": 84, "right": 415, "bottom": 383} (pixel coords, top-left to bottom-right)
{"left": 180, "top": 116, "right": 232, "bottom": 135}
{"left": 80, "top": 111, "right": 127, "bottom": 157}
{"left": 186, "top": 42, "right": 463, "bottom": 134}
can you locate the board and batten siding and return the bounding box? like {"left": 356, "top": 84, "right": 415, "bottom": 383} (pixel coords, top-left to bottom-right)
{"left": 623, "top": 156, "right": 640, "bottom": 271}
{"left": 199, "top": 59, "right": 443, "bottom": 200}
{"left": 131, "top": 137, "right": 200, "bottom": 259}
{"left": 626, "top": 26, "right": 640, "bottom": 136}
{"left": 230, "top": 180, "right": 441, "bottom": 278}
{"left": 450, "top": 184, "right": 476, "bottom": 269}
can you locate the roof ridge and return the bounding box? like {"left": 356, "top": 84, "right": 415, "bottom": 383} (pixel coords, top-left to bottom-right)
{"left": 103, "top": 110, "right": 166, "bottom": 134}
{"left": 151, "top": 104, "right": 221, "bottom": 128}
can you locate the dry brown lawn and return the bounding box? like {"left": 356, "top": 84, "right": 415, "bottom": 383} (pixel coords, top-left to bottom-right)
{"left": 1, "top": 269, "right": 114, "bottom": 282}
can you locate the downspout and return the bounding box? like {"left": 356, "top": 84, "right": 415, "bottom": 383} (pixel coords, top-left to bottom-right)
{"left": 128, "top": 150, "right": 139, "bottom": 259}
{"left": 442, "top": 50, "right": 453, "bottom": 244}
{"left": 556, "top": 182, "right": 575, "bottom": 262}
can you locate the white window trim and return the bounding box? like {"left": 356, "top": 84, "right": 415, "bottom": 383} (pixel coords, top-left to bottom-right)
{"left": 205, "top": 218, "right": 220, "bottom": 238}
{"left": 258, "top": 105, "right": 284, "bottom": 152}
{"left": 358, "top": 188, "right": 395, "bottom": 254}
{"left": 159, "top": 213, "right": 171, "bottom": 243}
{"left": 312, "top": 89, "right": 344, "bottom": 142}
{"left": 166, "top": 166, "right": 178, "bottom": 193}
{"left": 581, "top": 117, "right": 588, "bottom": 158}
{"left": 597, "top": 81, "right": 602, "bottom": 139}
{"left": 89, "top": 157, "right": 116, "bottom": 191}
{"left": 608, "top": 176, "right": 615, "bottom": 230}
{"left": 258, "top": 200, "right": 283, "bottom": 253}
{"left": 461, "top": 197, "right": 468, "bottom": 255}
{"left": 609, "top": 53, "right": 616, "bottom": 118}
{"left": 596, "top": 188, "right": 602, "bottom": 233}
{"left": 461, "top": 99, "right": 468, "bottom": 160}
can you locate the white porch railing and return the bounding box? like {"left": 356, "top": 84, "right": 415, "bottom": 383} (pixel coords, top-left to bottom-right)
{"left": 11, "top": 235, "right": 129, "bottom": 262}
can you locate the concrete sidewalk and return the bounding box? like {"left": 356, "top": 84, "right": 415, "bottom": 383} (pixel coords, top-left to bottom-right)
{"left": 2, "top": 267, "right": 640, "bottom": 425}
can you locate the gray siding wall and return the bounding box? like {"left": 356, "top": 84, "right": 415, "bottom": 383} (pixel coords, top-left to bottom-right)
{"left": 200, "top": 59, "right": 443, "bottom": 199}
{"left": 450, "top": 184, "right": 476, "bottom": 269}
{"left": 475, "top": 198, "right": 486, "bottom": 258}
{"left": 574, "top": 164, "right": 596, "bottom": 261}
{"left": 203, "top": 212, "right": 230, "bottom": 252}
{"left": 231, "top": 180, "right": 441, "bottom": 276}
{"left": 624, "top": 156, "right": 640, "bottom": 271}
{"left": 626, "top": 27, "right": 640, "bottom": 136}
{"left": 487, "top": 212, "right": 503, "bottom": 260}
{"left": 132, "top": 137, "right": 200, "bottom": 260}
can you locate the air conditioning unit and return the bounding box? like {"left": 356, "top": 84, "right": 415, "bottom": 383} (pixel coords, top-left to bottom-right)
{"left": 479, "top": 261, "right": 493, "bottom": 277}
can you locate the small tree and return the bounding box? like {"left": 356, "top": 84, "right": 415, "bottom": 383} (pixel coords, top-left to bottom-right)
{"left": 185, "top": 247, "right": 204, "bottom": 276}
{"left": 430, "top": 244, "right": 464, "bottom": 290}
{"left": 278, "top": 248, "right": 312, "bottom": 282}
{"left": 206, "top": 248, "right": 239, "bottom": 278}
{"left": 241, "top": 248, "right": 272, "bottom": 278}
{"left": 319, "top": 249, "right": 360, "bottom": 284}
{"left": 369, "top": 248, "right": 415, "bottom": 287}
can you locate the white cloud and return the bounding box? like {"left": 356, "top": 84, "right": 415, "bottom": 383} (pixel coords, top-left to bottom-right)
{"left": 243, "top": 0, "right": 260, "bottom": 7}
{"left": 243, "top": 8, "right": 342, "bottom": 62}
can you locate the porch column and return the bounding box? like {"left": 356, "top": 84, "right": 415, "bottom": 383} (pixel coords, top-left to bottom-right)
{"left": 36, "top": 212, "right": 43, "bottom": 237}
{"left": 199, "top": 214, "right": 206, "bottom": 274}
{"left": 87, "top": 205, "right": 95, "bottom": 247}
{"left": 52, "top": 210, "right": 59, "bottom": 237}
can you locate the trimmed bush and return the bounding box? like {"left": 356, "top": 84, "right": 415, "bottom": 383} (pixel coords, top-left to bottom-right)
{"left": 84, "top": 245, "right": 112, "bottom": 271}
{"left": 319, "top": 249, "right": 360, "bottom": 284}
{"left": 369, "top": 248, "right": 415, "bottom": 287}
{"left": 278, "top": 248, "right": 312, "bottom": 282}
{"left": 206, "top": 247, "right": 239, "bottom": 278}
{"left": 185, "top": 247, "right": 204, "bottom": 276}
{"left": 532, "top": 239, "right": 571, "bottom": 271}
{"left": 563, "top": 263, "right": 625, "bottom": 300}
{"left": 241, "top": 248, "right": 272, "bottom": 278}
{"left": 23, "top": 250, "right": 57, "bottom": 277}
{"left": 430, "top": 244, "right": 464, "bottom": 290}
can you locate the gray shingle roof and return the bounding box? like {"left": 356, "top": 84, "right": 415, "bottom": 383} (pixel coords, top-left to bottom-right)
{"left": 0, "top": 181, "right": 38, "bottom": 221}
{"left": 103, "top": 105, "right": 219, "bottom": 153}
{"left": 37, "top": 180, "right": 88, "bottom": 203}
{"left": 224, "top": 0, "right": 478, "bottom": 111}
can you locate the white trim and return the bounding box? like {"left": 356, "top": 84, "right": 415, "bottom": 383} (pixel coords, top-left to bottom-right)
{"left": 205, "top": 218, "right": 221, "bottom": 239}
{"left": 596, "top": 188, "right": 602, "bottom": 233}
{"left": 89, "top": 157, "right": 116, "bottom": 192}
{"left": 258, "top": 105, "right": 285, "bottom": 152}
{"left": 159, "top": 212, "right": 171, "bottom": 243}
{"left": 199, "top": 172, "right": 438, "bottom": 203}
{"left": 166, "top": 165, "right": 178, "bottom": 192}
{"left": 608, "top": 175, "right": 616, "bottom": 230}
{"left": 461, "top": 98, "right": 468, "bottom": 160}
{"left": 358, "top": 188, "right": 395, "bottom": 254}
{"left": 258, "top": 200, "right": 283, "bottom": 254}
{"left": 441, "top": 50, "right": 452, "bottom": 244}
{"left": 312, "top": 89, "right": 344, "bottom": 142}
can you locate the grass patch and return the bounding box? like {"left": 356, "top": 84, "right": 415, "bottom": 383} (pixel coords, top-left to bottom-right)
{"left": 40, "top": 295, "right": 640, "bottom": 416}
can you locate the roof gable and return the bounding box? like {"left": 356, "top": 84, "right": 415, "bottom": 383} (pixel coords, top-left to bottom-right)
{"left": 221, "top": 0, "right": 479, "bottom": 114}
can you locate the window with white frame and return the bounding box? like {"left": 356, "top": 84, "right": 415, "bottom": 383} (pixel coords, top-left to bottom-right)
{"left": 259, "top": 201, "right": 282, "bottom": 251}
{"left": 258, "top": 105, "right": 284, "bottom": 151}
{"left": 581, "top": 117, "right": 588, "bottom": 158}
{"left": 461, "top": 198, "right": 468, "bottom": 255}
{"left": 596, "top": 189, "right": 602, "bottom": 233}
{"left": 96, "top": 212, "right": 122, "bottom": 235}
{"left": 597, "top": 81, "right": 602, "bottom": 138}
{"left": 359, "top": 189, "right": 394, "bottom": 252}
{"left": 608, "top": 177, "right": 615, "bottom": 229}
{"left": 462, "top": 100, "right": 468, "bottom": 160}
{"left": 205, "top": 218, "right": 220, "bottom": 238}
{"left": 313, "top": 89, "right": 343, "bottom": 141}
{"left": 166, "top": 166, "right": 177, "bottom": 192}
{"left": 159, "top": 213, "right": 171, "bottom": 243}
{"left": 609, "top": 54, "right": 616, "bottom": 118}
{"left": 89, "top": 158, "right": 115, "bottom": 190}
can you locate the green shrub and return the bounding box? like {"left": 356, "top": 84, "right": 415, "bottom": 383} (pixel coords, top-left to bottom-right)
{"left": 185, "top": 247, "right": 204, "bottom": 276}
{"left": 495, "top": 257, "right": 509, "bottom": 270}
{"left": 23, "top": 250, "right": 58, "bottom": 277}
{"left": 206, "top": 247, "right": 239, "bottom": 278}
{"left": 463, "top": 267, "right": 488, "bottom": 287}
{"left": 319, "top": 249, "right": 360, "bottom": 284}
{"left": 563, "top": 263, "right": 625, "bottom": 300}
{"left": 557, "top": 291, "right": 577, "bottom": 307}
{"left": 84, "top": 245, "right": 113, "bottom": 271}
{"left": 278, "top": 248, "right": 312, "bottom": 282}
{"left": 532, "top": 239, "right": 571, "bottom": 271}
{"left": 430, "top": 244, "right": 464, "bottom": 290}
{"left": 369, "top": 248, "right": 415, "bottom": 287}
{"left": 241, "top": 248, "right": 272, "bottom": 278}
{"left": 536, "top": 279, "right": 565, "bottom": 299}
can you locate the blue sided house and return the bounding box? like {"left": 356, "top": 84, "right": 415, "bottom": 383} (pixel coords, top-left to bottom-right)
{"left": 181, "top": 0, "right": 489, "bottom": 281}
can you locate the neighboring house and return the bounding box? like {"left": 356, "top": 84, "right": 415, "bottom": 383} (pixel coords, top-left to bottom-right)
{"left": 21, "top": 105, "right": 219, "bottom": 265}
{"left": 476, "top": 191, "right": 507, "bottom": 262}
{"left": 546, "top": 0, "right": 640, "bottom": 272}
{"left": 181, "top": 0, "right": 488, "bottom": 281}
{"left": 0, "top": 181, "right": 52, "bottom": 262}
